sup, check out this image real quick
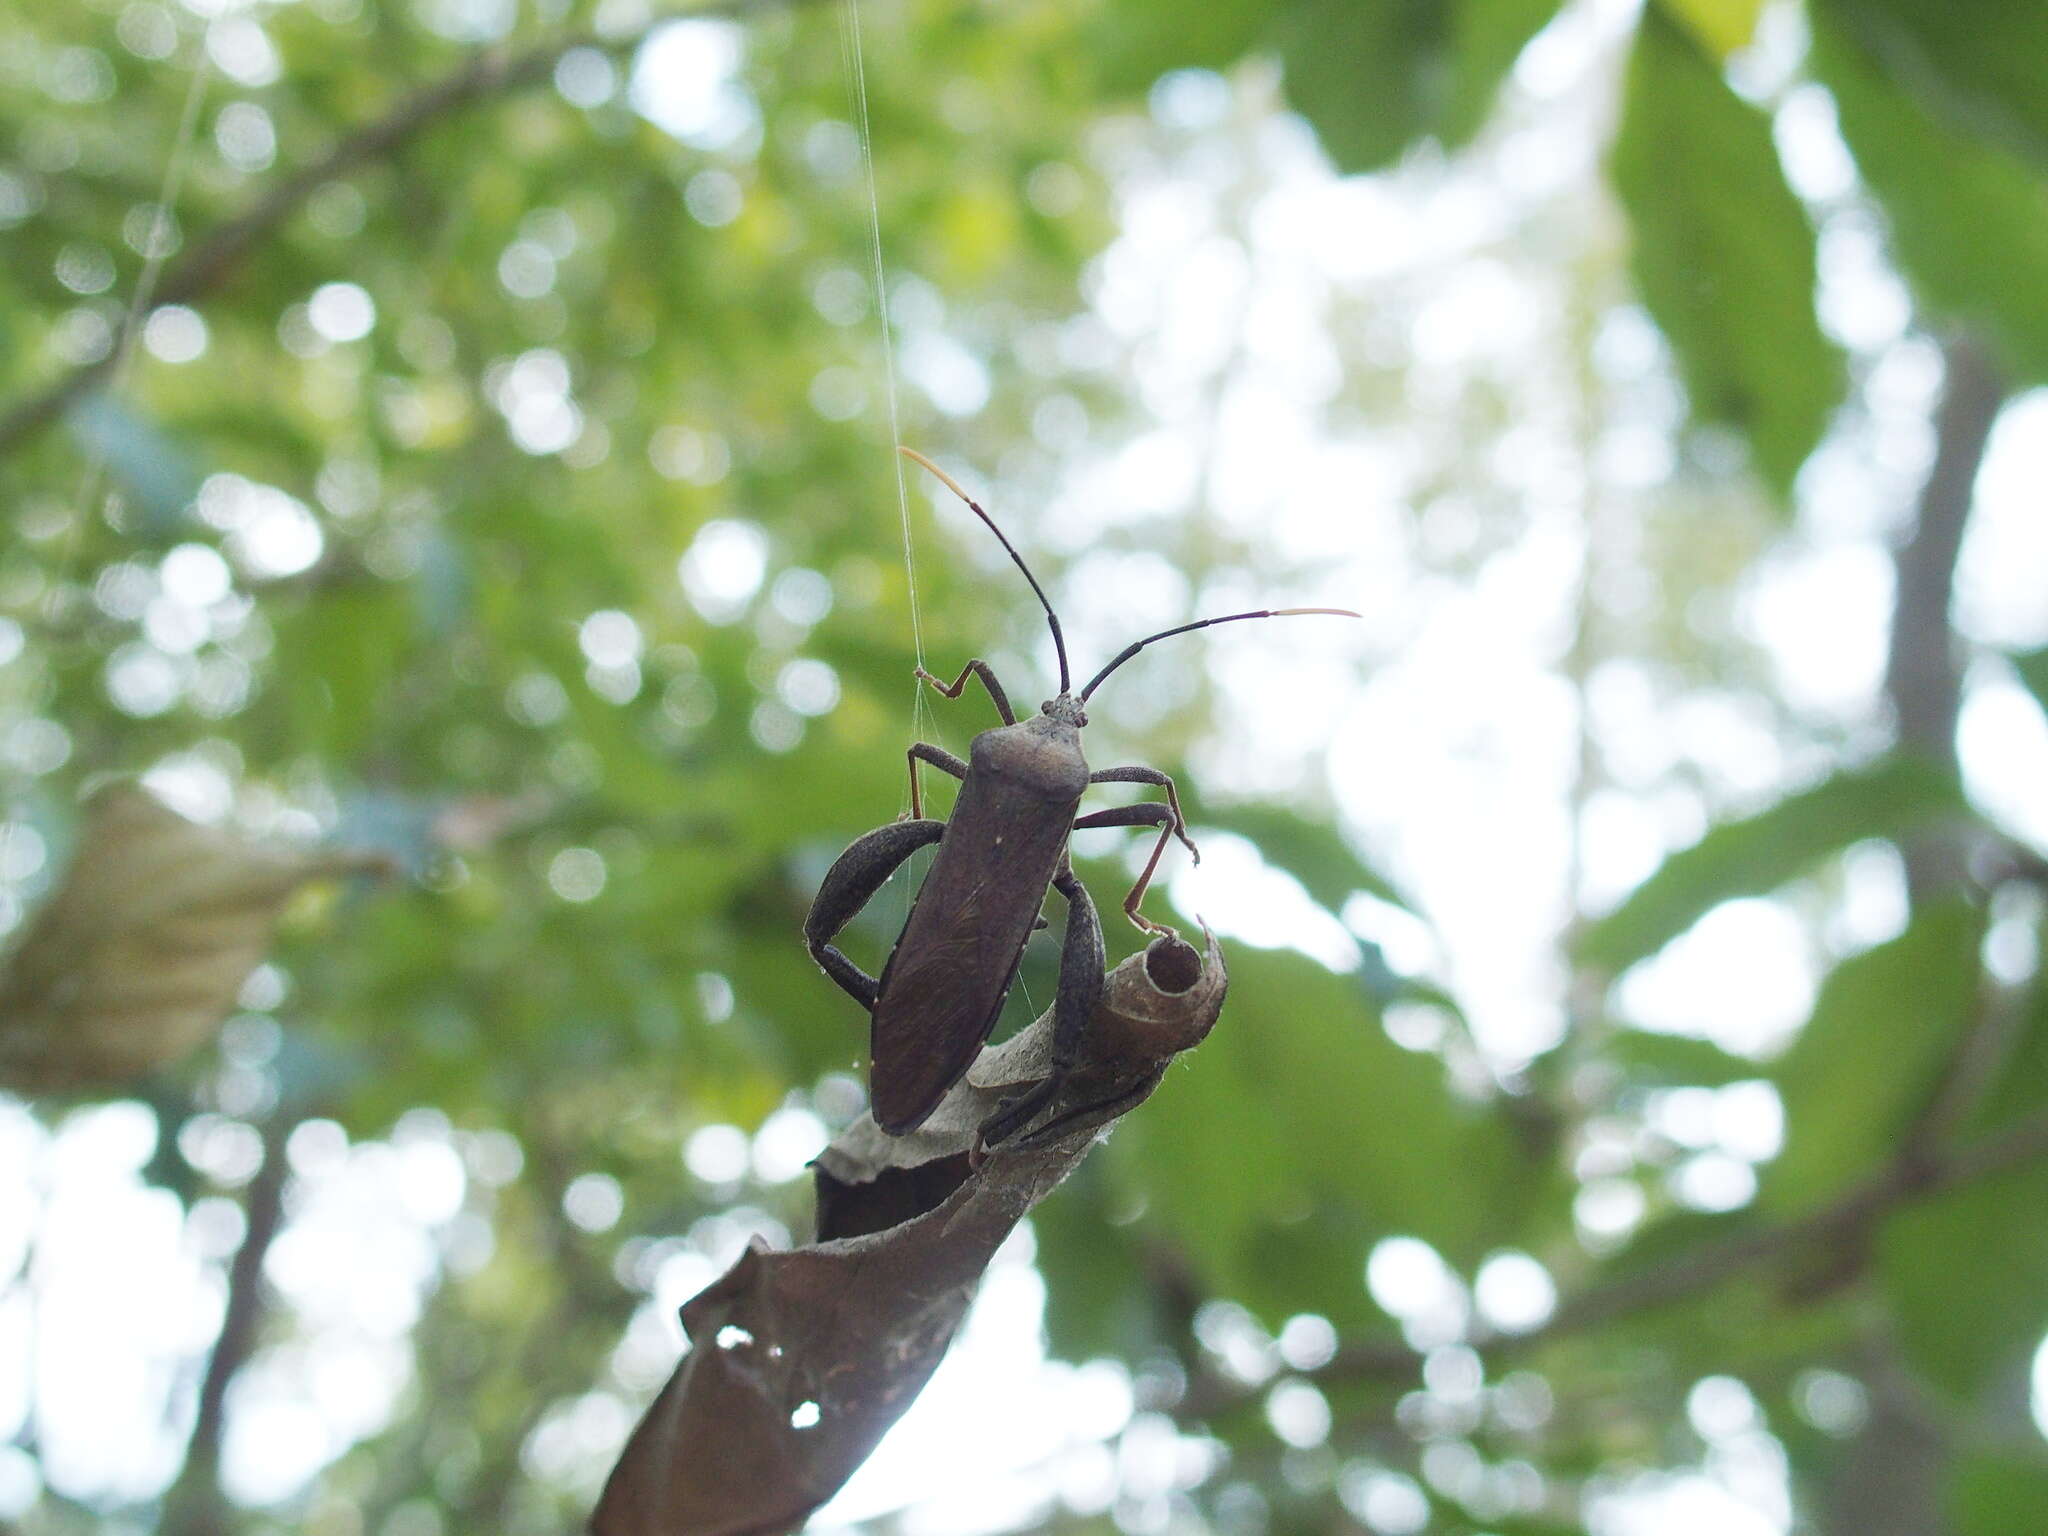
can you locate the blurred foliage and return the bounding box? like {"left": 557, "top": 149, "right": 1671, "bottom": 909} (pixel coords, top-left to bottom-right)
{"left": 1576, "top": 755, "right": 1971, "bottom": 973}
{"left": 1809, "top": 7, "right": 2048, "bottom": 384}
{"left": 1611, "top": 5, "right": 1843, "bottom": 498}
{"left": 1761, "top": 900, "right": 1983, "bottom": 1217}
{"left": 1, "top": 0, "right": 2047, "bottom": 1533}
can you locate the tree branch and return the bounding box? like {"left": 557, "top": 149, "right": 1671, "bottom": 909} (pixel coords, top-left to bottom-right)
{"left": 1885, "top": 334, "right": 2007, "bottom": 1148}
{"left": 1883, "top": 335, "right": 2003, "bottom": 779}
{"left": 1181, "top": 1103, "right": 2048, "bottom": 1418}
{"left": 1813, "top": 330, "right": 2004, "bottom": 1536}
{"left": 0, "top": 0, "right": 830, "bottom": 462}
{"left": 160, "top": 1114, "right": 295, "bottom": 1536}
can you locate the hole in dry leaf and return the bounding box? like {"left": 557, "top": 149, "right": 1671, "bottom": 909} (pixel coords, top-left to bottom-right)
{"left": 1145, "top": 935, "right": 1202, "bottom": 993}
{"left": 715, "top": 1325, "right": 755, "bottom": 1350}
{"left": 789, "top": 1399, "right": 821, "bottom": 1429}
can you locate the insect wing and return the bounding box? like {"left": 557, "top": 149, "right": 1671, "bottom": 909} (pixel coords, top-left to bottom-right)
{"left": 868, "top": 880, "right": 1026, "bottom": 1133}
{"left": 865, "top": 719, "right": 1085, "bottom": 1135}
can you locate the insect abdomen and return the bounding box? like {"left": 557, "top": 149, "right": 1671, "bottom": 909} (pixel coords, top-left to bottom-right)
{"left": 867, "top": 744, "right": 1082, "bottom": 1133}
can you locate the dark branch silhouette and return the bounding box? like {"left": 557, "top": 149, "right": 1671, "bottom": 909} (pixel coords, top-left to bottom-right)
{"left": 161, "top": 1114, "right": 295, "bottom": 1536}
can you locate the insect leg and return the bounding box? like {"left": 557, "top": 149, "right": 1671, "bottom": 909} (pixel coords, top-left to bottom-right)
{"left": 904, "top": 742, "right": 967, "bottom": 820}
{"left": 1019, "top": 1066, "right": 1166, "bottom": 1147}
{"left": 914, "top": 659, "right": 1018, "bottom": 725}
{"left": 804, "top": 818, "right": 946, "bottom": 1010}
{"left": 1087, "top": 765, "right": 1200, "bottom": 861}
{"left": 1072, "top": 803, "right": 1179, "bottom": 937}
{"left": 978, "top": 863, "right": 1105, "bottom": 1148}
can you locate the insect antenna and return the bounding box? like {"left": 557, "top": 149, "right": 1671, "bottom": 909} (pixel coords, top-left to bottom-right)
{"left": 1079, "top": 607, "right": 1361, "bottom": 702}
{"left": 899, "top": 447, "right": 1071, "bottom": 694}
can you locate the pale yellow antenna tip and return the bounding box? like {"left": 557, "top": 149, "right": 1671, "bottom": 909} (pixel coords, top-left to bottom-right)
{"left": 896, "top": 445, "right": 974, "bottom": 508}
{"left": 1272, "top": 607, "right": 1363, "bottom": 619}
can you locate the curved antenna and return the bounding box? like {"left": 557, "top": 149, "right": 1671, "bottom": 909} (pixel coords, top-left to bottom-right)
{"left": 899, "top": 447, "right": 1070, "bottom": 694}
{"left": 1079, "top": 608, "right": 1361, "bottom": 702}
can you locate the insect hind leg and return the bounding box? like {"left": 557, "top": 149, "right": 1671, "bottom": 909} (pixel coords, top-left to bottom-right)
{"left": 1072, "top": 802, "right": 1180, "bottom": 937}
{"left": 805, "top": 818, "right": 947, "bottom": 1010}
{"left": 1087, "top": 764, "right": 1199, "bottom": 861}
{"left": 978, "top": 865, "right": 1104, "bottom": 1148}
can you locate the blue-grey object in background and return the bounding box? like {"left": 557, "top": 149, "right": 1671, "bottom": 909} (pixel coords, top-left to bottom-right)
{"left": 66, "top": 391, "right": 202, "bottom": 539}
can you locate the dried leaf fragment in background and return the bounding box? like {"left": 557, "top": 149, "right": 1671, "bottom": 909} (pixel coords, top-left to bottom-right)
{"left": 592, "top": 930, "right": 1226, "bottom": 1536}
{"left": 0, "top": 784, "right": 385, "bottom": 1092}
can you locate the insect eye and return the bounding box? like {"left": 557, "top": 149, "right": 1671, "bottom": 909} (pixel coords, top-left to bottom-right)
{"left": 1040, "top": 700, "right": 1055, "bottom": 715}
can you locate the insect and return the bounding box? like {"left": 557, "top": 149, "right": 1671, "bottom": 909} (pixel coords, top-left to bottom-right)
{"left": 805, "top": 448, "right": 1357, "bottom": 1148}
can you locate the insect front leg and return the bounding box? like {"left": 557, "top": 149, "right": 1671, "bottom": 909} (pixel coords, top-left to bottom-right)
{"left": 978, "top": 862, "right": 1105, "bottom": 1149}
{"left": 914, "top": 659, "right": 1018, "bottom": 725}
{"left": 903, "top": 742, "right": 967, "bottom": 821}
{"left": 1072, "top": 802, "right": 1180, "bottom": 937}
{"left": 805, "top": 818, "right": 946, "bottom": 1010}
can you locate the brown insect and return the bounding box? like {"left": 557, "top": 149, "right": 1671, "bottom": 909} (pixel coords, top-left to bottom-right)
{"left": 804, "top": 449, "right": 1356, "bottom": 1146}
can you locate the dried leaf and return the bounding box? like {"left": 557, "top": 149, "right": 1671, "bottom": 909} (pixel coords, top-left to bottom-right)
{"left": 0, "top": 785, "right": 379, "bottom": 1092}
{"left": 592, "top": 931, "right": 1226, "bottom": 1535}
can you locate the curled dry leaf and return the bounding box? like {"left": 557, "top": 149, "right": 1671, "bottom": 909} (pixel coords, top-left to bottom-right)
{"left": 591, "top": 929, "right": 1226, "bottom": 1536}
{"left": 0, "top": 784, "right": 385, "bottom": 1092}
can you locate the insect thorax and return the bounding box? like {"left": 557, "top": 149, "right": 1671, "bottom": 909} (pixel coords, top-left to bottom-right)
{"left": 971, "top": 714, "right": 1088, "bottom": 799}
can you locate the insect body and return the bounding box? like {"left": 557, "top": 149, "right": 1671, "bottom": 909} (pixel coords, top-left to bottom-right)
{"left": 805, "top": 449, "right": 1354, "bottom": 1147}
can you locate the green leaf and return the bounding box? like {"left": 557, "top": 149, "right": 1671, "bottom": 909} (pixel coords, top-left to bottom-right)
{"left": 1952, "top": 1454, "right": 2048, "bottom": 1536}
{"left": 1280, "top": 0, "right": 1447, "bottom": 174}
{"left": 1578, "top": 756, "right": 1967, "bottom": 973}
{"left": 1441, "top": 0, "right": 1571, "bottom": 147}
{"left": 264, "top": 587, "right": 414, "bottom": 756}
{"left": 1886, "top": 961, "right": 2048, "bottom": 1401}
{"left": 1823, "top": 0, "right": 2048, "bottom": 173}
{"left": 1123, "top": 943, "right": 1537, "bottom": 1322}
{"left": 1970, "top": 962, "right": 2048, "bottom": 1137}
{"left": 1110, "top": 973, "right": 1304, "bottom": 1316}
{"left": 1279, "top": 0, "right": 1566, "bottom": 170}
{"left": 1655, "top": 0, "right": 1766, "bottom": 60}
{"left": 2012, "top": 646, "right": 2048, "bottom": 719}
{"left": 1810, "top": 13, "right": 2048, "bottom": 383}
{"left": 1030, "top": 1165, "right": 1160, "bottom": 1362}
{"left": 1878, "top": 1160, "right": 2048, "bottom": 1404}
{"left": 1086, "top": 0, "right": 1271, "bottom": 96}
{"left": 1195, "top": 799, "right": 1411, "bottom": 916}
{"left": 1609, "top": 7, "right": 1844, "bottom": 497}
{"left": 1608, "top": 1027, "right": 1764, "bottom": 1087}
{"left": 1761, "top": 901, "right": 1986, "bottom": 1218}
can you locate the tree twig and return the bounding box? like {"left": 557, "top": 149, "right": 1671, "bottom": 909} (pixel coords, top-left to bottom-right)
{"left": 1180, "top": 1103, "right": 2048, "bottom": 1418}
{"left": 0, "top": 0, "right": 831, "bottom": 462}
{"left": 1882, "top": 335, "right": 2003, "bottom": 782}
{"left": 1884, "top": 334, "right": 2007, "bottom": 1151}
{"left": 160, "top": 1113, "right": 296, "bottom": 1536}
